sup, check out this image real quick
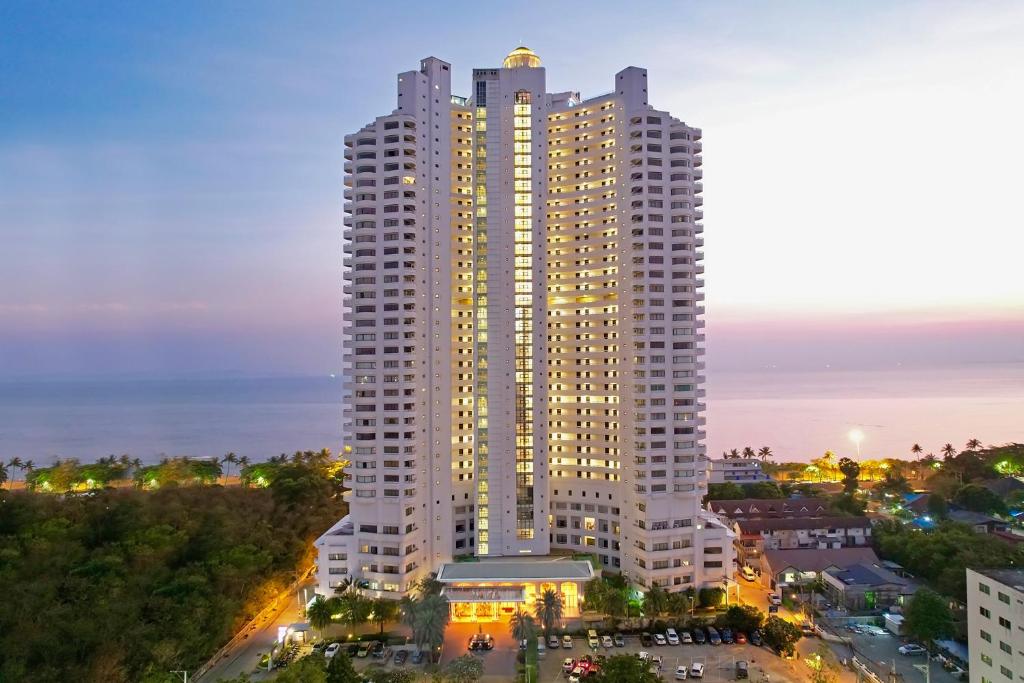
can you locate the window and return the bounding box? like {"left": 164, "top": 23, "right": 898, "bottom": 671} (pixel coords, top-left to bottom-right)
{"left": 979, "top": 582, "right": 991, "bottom": 594}
{"left": 980, "top": 606, "right": 991, "bottom": 618}
{"left": 1000, "top": 665, "right": 1012, "bottom": 679}
{"left": 999, "top": 641, "right": 1011, "bottom": 654}
{"left": 981, "top": 653, "right": 992, "bottom": 666}
{"left": 998, "top": 616, "right": 1010, "bottom": 629}
{"left": 997, "top": 592, "right": 1010, "bottom": 604}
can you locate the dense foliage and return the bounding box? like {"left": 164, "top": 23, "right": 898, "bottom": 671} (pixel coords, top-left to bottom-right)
{"left": 903, "top": 588, "right": 954, "bottom": 645}
{"left": 590, "top": 654, "right": 662, "bottom": 683}
{"left": 873, "top": 519, "right": 1023, "bottom": 600}
{"left": 760, "top": 615, "right": 801, "bottom": 656}
{"left": 0, "top": 459, "right": 346, "bottom": 682}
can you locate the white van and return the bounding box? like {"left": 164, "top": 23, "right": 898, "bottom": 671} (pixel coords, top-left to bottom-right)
{"left": 741, "top": 565, "right": 757, "bottom": 581}
{"left": 587, "top": 629, "right": 600, "bottom": 648}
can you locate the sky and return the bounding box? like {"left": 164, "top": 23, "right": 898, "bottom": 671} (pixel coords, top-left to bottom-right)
{"left": 2, "top": 0, "right": 1023, "bottom": 379}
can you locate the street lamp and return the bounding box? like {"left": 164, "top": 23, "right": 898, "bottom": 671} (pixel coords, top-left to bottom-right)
{"left": 848, "top": 429, "right": 864, "bottom": 459}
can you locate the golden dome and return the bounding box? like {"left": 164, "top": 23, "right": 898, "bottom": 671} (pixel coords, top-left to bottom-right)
{"left": 503, "top": 46, "right": 542, "bottom": 69}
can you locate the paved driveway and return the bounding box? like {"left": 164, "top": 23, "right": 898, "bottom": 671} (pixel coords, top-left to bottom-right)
{"left": 441, "top": 621, "right": 519, "bottom": 681}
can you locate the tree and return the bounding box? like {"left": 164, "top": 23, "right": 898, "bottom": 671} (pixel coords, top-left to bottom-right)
{"left": 411, "top": 593, "right": 449, "bottom": 654}
{"left": 221, "top": 452, "right": 239, "bottom": 483}
{"left": 705, "top": 482, "right": 745, "bottom": 501}
{"left": 274, "top": 656, "right": 329, "bottom": 683}
{"left": 904, "top": 589, "right": 954, "bottom": 645}
{"left": 644, "top": 585, "right": 669, "bottom": 618}
{"left": 875, "top": 469, "right": 912, "bottom": 497}
{"left": 728, "top": 448, "right": 740, "bottom": 460}
{"left": 761, "top": 615, "right": 801, "bottom": 656}
{"left": 413, "top": 572, "right": 444, "bottom": 598}
{"left": 697, "top": 587, "right": 724, "bottom": 608}
{"left": 742, "top": 447, "right": 756, "bottom": 460}
{"left": 307, "top": 595, "right": 335, "bottom": 641}
{"left": 966, "top": 438, "right": 982, "bottom": 451}
{"left": 743, "top": 481, "right": 784, "bottom": 499}
{"left": 758, "top": 446, "right": 773, "bottom": 462}
{"left": 337, "top": 592, "right": 373, "bottom": 632}
{"left": 370, "top": 597, "right": 399, "bottom": 634}
{"left": 509, "top": 610, "right": 536, "bottom": 643}
{"left": 590, "top": 654, "right": 662, "bottom": 683}
{"left": 838, "top": 457, "right": 861, "bottom": 494}
{"left": 911, "top": 443, "right": 923, "bottom": 459}
{"left": 954, "top": 484, "right": 1008, "bottom": 515}
{"left": 830, "top": 492, "right": 866, "bottom": 516}
{"left": 926, "top": 493, "right": 949, "bottom": 519}
{"left": 326, "top": 651, "right": 361, "bottom": 683}
{"left": 583, "top": 577, "right": 610, "bottom": 614}
{"left": 807, "top": 643, "right": 840, "bottom": 683}
{"left": 942, "top": 443, "right": 957, "bottom": 460}
{"left": 719, "top": 605, "right": 763, "bottom": 634}
{"left": 534, "top": 588, "right": 564, "bottom": 636}
{"left": 439, "top": 655, "right": 484, "bottom": 683}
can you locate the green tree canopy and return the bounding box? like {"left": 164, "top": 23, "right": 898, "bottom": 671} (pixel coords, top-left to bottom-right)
{"left": 590, "top": 654, "right": 662, "bottom": 683}
{"left": 953, "top": 484, "right": 1008, "bottom": 516}
{"left": 719, "top": 605, "right": 763, "bottom": 634}
{"left": 761, "top": 616, "right": 801, "bottom": 656}
{"left": 838, "top": 457, "right": 861, "bottom": 494}
{"left": 437, "top": 654, "right": 484, "bottom": 683}
{"left": 904, "top": 588, "right": 954, "bottom": 645}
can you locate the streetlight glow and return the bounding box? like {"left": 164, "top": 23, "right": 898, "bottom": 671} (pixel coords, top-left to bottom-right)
{"left": 848, "top": 428, "right": 864, "bottom": 458}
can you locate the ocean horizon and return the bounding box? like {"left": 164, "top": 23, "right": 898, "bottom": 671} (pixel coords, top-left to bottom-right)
{"left": 1, "top": 363, "right": 1022, "bottom": 465}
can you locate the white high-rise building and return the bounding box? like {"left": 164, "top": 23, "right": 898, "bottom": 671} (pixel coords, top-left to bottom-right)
{"left": 316, "top": 48, "right": 734, "bottom": 620}
{"left": 966, "top": 568, "right": 1024, "bottom": 683}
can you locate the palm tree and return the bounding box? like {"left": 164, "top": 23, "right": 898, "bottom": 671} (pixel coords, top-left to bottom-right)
{"left": 941, "top": 443, "right": 957, "bottom": 460}
{"left": 7, "top": 457, "right": 24, "bottom": 488}
{"left": 509, "top": 610, "right": 537, "bottom": 643}
{"left": 911, "top": 444, "right": 923, "bottom": 459}
{"left": 413, "top": 572, "right": 443, "bottom": 598}
{"left": 306, "top": 595, "right": 335, "bottom": 641}
{"left": 644, "top": 585, "right": 668, "bottom": 619}
{"left": 370, "top": 597, "right": 399, "bottom": 634}
{"left": 534, "top": 588, "right": 564, "bottom": 636}
{"left": 966, "top": 438, "right": 982, "bottom": 451}
{"left": 412, "top": 594, "right": 449, "bottom": 655}
{"left": 221, "top": 452, "right": 238, "bottom": 483}
{"left": 741, "top": 447, "right": 755, "bottom": 460}
{"left": 757, "top": 447, "right": 772, "bottom": 462}
{"left": 727, "top": 448, "right": 740, "bottom": 460}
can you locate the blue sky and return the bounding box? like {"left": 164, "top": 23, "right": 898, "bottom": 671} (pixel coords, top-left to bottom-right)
{"left": 2, "top": 1, "right": 1022, "bottom": 377}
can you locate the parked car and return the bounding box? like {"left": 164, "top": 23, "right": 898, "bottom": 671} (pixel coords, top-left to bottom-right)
{"left": 735, "top": 660, "right": 748, "bottom": 679}
{"left": 674, "top": 665, "right": 688, "bottom": 680}
{"left": 749, "top": 630, "right": 762, "bottom": 646}
{"left": 768, "top": 593, "right": 782, "bottom": 606}
{"left": 588, "top": 630, "right": 600, "bottom": 649}
{"left": 468, "top": 634, "right": 494, "bottom": 651}
{"left": 640, "top": 632, "right": 654, "bottom": 646}
{"left": 548, "top": 635, "right": 561, "bottom": 649}
{"left": 692, "top": 628, "right": 706, "bottom": 645}
{"left": 369, "top": 641, "right": 385, "bottom": 658}
{"left": 735, "top": 632, "right": 747, "bottom": 644}
{"left": 562, "top": 635, "right": 574, "bottom": 649}
{"left": 324, "top": 643, "right": 340, "bottom": 660}
{"left": 357, "top": 641, "right": 373, "bottom": 658}
{"left": 741, "top": 565, "right": 757, "bottom": 581}
{"left": 680, "top": 630, "right": 693, "bottom": 644}
{"left": 666, "top": 628, "right": 680, "bottom": 645}
{"left": 689, "top": 662, "right": 705, "bottom": 679}
{"left": 563, "top": 657, "right": 576, "bottom": 673}
{"left": 653, "top": 633, "right": 667, "bottom": 646}
{"left": 899, "top": 644, "right": 928, "bottom": 656}
{"left": 613, "top": 633, "right": 625, "bottom": 647}
{"left": 720, "top": 627, "right": 734, "bottom": 644}
{"left": 601, "top": 635, "right": 614, "bottom": 649}
{"left": 800, "top": 622, "right": 816, "bottom": 637}
{"left": 393, "top": 650, "right": 408, "bottom": 665}
{"left": 706, "top": 627, "right": 721, "bottom": 646}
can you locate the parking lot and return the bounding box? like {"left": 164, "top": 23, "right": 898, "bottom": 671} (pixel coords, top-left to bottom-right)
{"left": 834, "top": 626, "right": 966, "bottom": 683}
{"left": 536, "top": 633, "right": 803, "bottom": 682}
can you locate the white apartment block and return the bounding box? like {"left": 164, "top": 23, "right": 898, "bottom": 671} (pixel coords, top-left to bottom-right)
{"left": 967, "top": 568, "right": 1024, "bottom": 683}
{"left": 709, "top": 458, "right": 772, "bottom": 484}
{"left": 317, "top": 47, "right": 734, "bottom": 619}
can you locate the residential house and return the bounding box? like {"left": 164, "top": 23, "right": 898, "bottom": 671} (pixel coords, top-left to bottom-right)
{"left": 760, "top": 547, "right": 881, "bottom": 590}
{"left": 822, "top": 562, "right": 918, "bottom": 612}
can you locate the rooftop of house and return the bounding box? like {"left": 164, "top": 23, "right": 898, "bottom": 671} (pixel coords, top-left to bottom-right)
{"left": 762, "top": 546, "right": 880, "bottom": 574}
{"left": 708, "top": 498, "right": 830, "bottom": 518}
{"left": 972, "top": 568, "right": 1024, "bottom": 591}
{"left": 737, "top": 516, "right": 872, "bottom": 534}
{"left": 826, "top": 562, "right": 914, "bottom": 588}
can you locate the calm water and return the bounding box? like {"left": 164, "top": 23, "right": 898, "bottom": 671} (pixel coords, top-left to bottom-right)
{"left": 0, "top": 365, "right": 1022, "bottom": 464}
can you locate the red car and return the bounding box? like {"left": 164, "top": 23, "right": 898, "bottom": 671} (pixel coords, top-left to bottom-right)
{"left": 735, "top": 632, "right": 747, "bottom": 644}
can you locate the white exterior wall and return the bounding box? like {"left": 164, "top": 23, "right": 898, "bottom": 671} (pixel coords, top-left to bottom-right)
{"left": 709, "top": 459, "right": 772, "bottom": 484}
{"left": 331, "top": 49, "right": 732, "bottom": 599}
{"left": 967, "top": 568, "right": 1024, "bottom": 683}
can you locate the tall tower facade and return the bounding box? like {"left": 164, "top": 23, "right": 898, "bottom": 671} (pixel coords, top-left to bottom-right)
{"left": 320, "top": 48, "right": 733, "bottom": 602}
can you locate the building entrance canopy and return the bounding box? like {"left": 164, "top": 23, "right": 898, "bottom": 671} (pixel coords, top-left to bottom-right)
{"left": 441, "top": 586, "right": 526, "bottom": 603}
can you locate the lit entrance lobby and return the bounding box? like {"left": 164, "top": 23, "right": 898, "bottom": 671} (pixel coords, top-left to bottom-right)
{"left": 436, "top": 558, "right": 596, "bottom": 622}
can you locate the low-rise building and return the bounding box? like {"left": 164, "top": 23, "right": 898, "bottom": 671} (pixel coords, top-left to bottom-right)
{"left": 735, "top": 516, "right": 872, "bottom": 566}
{"left": 709, "top": 459, "right": 773, "bottom": 484}
{"left": 314, "top": 515, "right": 353, "bottom": 593}
{"left": 966, "top": 567, "right": 1024, "bottom": 683}
{"left": 822, "top": 562, "right": 918, "bottom": 612}
{"left": 759, "top": 547, "right": 880, "bottom": 590}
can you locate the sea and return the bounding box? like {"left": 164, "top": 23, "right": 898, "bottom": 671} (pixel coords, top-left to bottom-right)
{"left": 1, "top": 364, "right": 1022, "bottom": 465}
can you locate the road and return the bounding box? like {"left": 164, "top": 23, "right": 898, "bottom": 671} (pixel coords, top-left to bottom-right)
{"left": 197, "top": 580, "right": 317, "bottom": 682}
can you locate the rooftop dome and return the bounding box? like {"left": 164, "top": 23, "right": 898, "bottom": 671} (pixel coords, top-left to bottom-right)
{"left": 503, "top": 46, "right": 542, "bottom": 69}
